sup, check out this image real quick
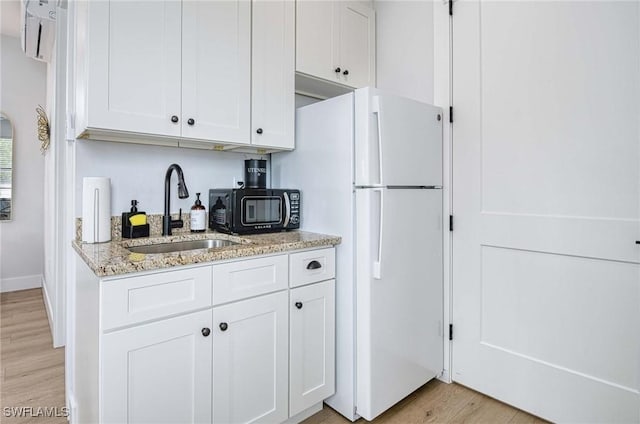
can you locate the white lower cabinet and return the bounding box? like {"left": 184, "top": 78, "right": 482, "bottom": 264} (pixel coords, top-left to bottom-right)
{"left": 101, "top": 309, "right": 213, "bottom": 424}
{"left": 289, "top": 280, "right": 336, "bottom": 417}
{"left": 213, "top": 291, "right": 289, "bottom": 423}
{"left": 77, "top": 247, "right": 336, "bottom": 424}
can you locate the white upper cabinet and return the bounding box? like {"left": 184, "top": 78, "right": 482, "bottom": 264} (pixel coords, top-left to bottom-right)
{"left": 77, "top": 1, "right": 182, "bottom": 138}
{"left": 336, "top": 3, "right": 376, "bottom": 89}
{"left": 296, "top": 1, "right": 376, "bottom": 90}
{"left": 74, "top": 0, "right": 294, "bottom": 152}
{"left": 182, "top": 0, "right": 251, "bottom": 145}
{"left": 251, "top": 0, "right": 295, "bottom": 149}
{"left": 296, "top": 1, "right": 337, "bottom": 82}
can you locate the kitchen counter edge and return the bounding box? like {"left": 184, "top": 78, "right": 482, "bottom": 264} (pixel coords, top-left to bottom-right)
{"left": 72, "top": 230, "right": 341, "bottom": 278}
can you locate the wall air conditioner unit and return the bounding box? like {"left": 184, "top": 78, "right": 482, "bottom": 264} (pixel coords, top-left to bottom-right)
{"left": 20, "top": 0, "right": 57, "bottom": 62}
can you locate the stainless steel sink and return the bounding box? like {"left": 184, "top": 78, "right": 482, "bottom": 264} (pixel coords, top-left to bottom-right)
{"left": 126, "top": 239, "right": 239, "bottom": 254}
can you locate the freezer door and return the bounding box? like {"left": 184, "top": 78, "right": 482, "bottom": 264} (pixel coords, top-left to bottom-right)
{"left": 354, "top": 89, "right": 443, "bottom": 186}
{"left": 355, "top": 188, "right": 444, "bottom": 421}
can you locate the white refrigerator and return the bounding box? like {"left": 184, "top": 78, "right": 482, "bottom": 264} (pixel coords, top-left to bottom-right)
{"left": 272, "top": 87, "right": 444, "bottom": 421}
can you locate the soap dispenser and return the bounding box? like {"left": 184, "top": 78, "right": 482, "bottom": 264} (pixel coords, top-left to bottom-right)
{"left": 122, "top": 200, "right": 150, "bottom": 239}
{"left": 190, "top": 193, "right": 206, "bottom": 233}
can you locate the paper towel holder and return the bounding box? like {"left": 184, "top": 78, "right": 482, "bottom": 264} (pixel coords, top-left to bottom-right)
{"left": 82, "top": 177, "right": 111, "bottom": 243}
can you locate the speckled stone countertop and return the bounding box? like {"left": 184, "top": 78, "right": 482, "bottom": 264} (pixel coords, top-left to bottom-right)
{"left": 72, "top": 230, "right": 341, "bottom": 277}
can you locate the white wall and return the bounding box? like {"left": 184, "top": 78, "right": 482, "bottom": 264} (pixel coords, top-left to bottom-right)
{"left": 374, "top": 0, "right": 434, "bottom": 103}
{"left": 0, "top": 35, "right": 47, "bottom": 292}
{"left": 75, "top": 141, "right": 266, "bottom": 217}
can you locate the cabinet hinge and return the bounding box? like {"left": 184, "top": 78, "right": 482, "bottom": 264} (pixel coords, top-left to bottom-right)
{"left": 449, "top": 106, "right": 453, "bottom": 123}
{"left": 449, "top": 0, "right": 453, "bottom": 16}
{"left": 449, "top": 215, "right": 453, "bottom": 232}
{"left": 449, "top": 324, "right": 453, "bottom": 341}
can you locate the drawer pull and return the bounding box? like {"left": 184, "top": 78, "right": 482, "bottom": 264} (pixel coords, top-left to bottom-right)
{"left": 201, "top": 327, "right": 211, "bottom": 337}
{"left": 306, "top": 260, "right": 322, "bottom": 270}
{"left": 219, "top": 322, "right": 228, "bottom": 332}
{"left": 295, "top": 302, "right": 303, "bottom": 309}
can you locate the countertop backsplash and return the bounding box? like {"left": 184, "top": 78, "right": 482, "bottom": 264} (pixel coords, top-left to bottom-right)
{"left": 75, "top": 212, "right": 206, "bottom": 242}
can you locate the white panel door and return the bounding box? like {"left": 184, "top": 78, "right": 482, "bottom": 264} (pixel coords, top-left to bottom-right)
{"left": 101, "top": 310, "right": 212, "bottom": 424}
{"left": 88, "top": 1, "right": 181, "bottom": 136}
{"left": 335, "top": 2, "right": 376, "bottom": 89}
{"left": 289, "top": 279, "right": 336, "bottom": 417}
{"left": 251, "top": 0, "right": 295, "bottom": 149}
{"left": 355, "top": 188, "right": 443, "bottom": 421}
{"left": 355, "top": 89, "right": 443, "bottom": 186}
{"left": 452, "top": 2, "right": 640, "bottom": 422}
{"left": 212, "top": 291, "right": 289, "bottom": 424}
{"left": 182, "top": 0, "right": 251, "bottom": 144}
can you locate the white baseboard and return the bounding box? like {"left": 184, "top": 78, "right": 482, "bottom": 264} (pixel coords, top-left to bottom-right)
{"left": 0, "top": 274, "right": 43, "bottom": 293}
{"left": 438, "top": 369, "right": 452, "bottom": 384}
{"left": 42, "top": 278, "right": 56, "bottom": 343}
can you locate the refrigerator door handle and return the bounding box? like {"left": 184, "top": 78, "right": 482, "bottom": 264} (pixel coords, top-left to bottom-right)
{"left": 372, "top": 96, "right": 384, "bottom": 186}
{"left": 373, "top": 188, "right": 384, "bottom": 279}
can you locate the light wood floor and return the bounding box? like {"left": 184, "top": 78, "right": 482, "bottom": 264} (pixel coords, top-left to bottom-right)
{"left": 1, "top": 288, "right": 66, "bottom": 424}
{"left": 1, "top": 288, "right": 546, "bottom": 424}
{"left": 302, "top": 380, "right": 547, "bottom": 424}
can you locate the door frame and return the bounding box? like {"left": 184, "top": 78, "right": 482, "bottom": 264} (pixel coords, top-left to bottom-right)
{"left": 434, "top": 0, "right": 453, "bottom": 384}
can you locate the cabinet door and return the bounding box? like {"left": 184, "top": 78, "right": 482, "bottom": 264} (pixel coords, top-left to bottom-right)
{"left": 213, "top": 291, "right": 289, "bottom": 423}
{"left": 336, "top": 2, "right": 376, "bottom": 88}
{"left": 295, "top": 1, "right": 336, "bottom": 82}
{"left": 182, "top": 0, "right": 251, "bottom": 144}
{"left": 102, "top": 310, "right": 213, "bottom": 424}
{"left": 289, "top": 280, "right": 336, "bottom": 417}
{"left": 251, "top": 0, "right": 295, "bottom": 150}
{"left": 86, "top": 1, "right": 182, "bottom": 137}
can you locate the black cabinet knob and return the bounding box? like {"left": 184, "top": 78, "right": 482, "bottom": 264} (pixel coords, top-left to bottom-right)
{"left": 201, "top": 327, "right": 211, "bottom": 337}
{"left": 636, "top": 241, "right": 640, "bottom": 244}
{"left": 256, "top": 128, "right": 263, "bottom": 134}
{"left": 187, "top": 118, "right": 195, "bottom": 126}
{"left": 306, "top": 260, "right": 322, "bottom": 270}
{"left": 219, "top": 322, "right": 228, "bottom": 331}
{"left": 295, "top": 302, "right": 303, "bottom": 309}
{"left": 334, "top": 67, "right": 341, "bottom": 73}
{"left": 171, "top": 115, "right": 179, "bottom": 123}
{"left": 343, "top": 69, "right": 349, "bottom": 76}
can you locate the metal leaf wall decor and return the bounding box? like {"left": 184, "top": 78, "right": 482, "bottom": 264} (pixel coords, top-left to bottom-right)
{"left": 36, "top": 105, "right": 50, "bottom": 154}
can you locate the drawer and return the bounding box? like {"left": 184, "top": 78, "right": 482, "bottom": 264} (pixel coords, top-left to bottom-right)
{"left": 289, "top": 247, "right": 335, "bottom": 288}
{"left": 101, "top": 266, "right": 212, "bottom": 330}
{"left": 212, "top": 254, "right": 288, "bottom": 305}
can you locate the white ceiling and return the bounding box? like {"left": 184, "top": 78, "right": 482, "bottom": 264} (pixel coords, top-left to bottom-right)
{"left": 1, "top": 0, "right": 22, "bottom": 39}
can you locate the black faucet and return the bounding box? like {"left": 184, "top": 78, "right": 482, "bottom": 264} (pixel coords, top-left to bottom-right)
{"left": 163, "top": 164, "right": 189, "bottom": 236}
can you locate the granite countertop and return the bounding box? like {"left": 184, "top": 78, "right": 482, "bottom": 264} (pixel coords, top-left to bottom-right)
{"left": 73, "top": 230, "right": 341, "bottom": 277}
